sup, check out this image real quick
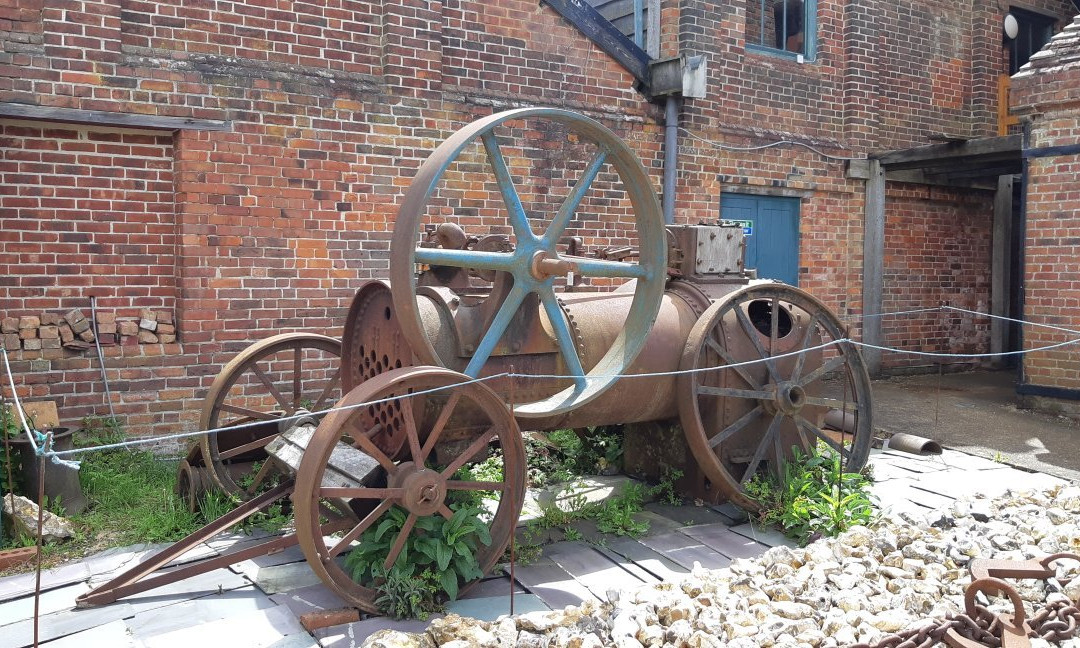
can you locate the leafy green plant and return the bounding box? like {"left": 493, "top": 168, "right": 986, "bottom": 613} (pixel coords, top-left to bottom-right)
{"left": 591, "top": 481, "right": 648, "bottom": 537}
{"left": 374, "top": 566, "right": 442, "bottom": 621}
{"left": 345, "top": 504, "right": 492, "bottom": 614}
{"left": 563, "top": 527, "right": 583, "bottom": 542}
{"left": 745, "top": 442, "right": 875, "bottom": 544}
{"left": 1, "top": 403, "right": 24, "bottom": 498}
{"left": 649, "top": 467, "right": 684, "bottom": 506}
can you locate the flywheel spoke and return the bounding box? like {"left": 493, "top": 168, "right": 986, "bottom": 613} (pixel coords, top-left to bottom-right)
{"left": 481, "top": 131, "right": 536, "bottom": 245}
{"left": 437, "top": 504, "right": 454, "bottom": 520}
{"left": 401, "top": 396, "right": 422, "bottom": 465}
{"left": 312, "top": 369, "right": 342, "bottom": 411}
{"left": 540, "top": 288, "right": 586, "bottom": 390}
{"left": 251, "top": 364, "right": 290, "bottom": 412}
{"left": 320, "top": 487, "right": 404, "bottom": 499}
{"left": 414, "top": 247, "right": 518, "bottom": 272}
{"left": 445, "top": 480, "right": 506, "bottom": 492}
{"left": 293, "top": 346, "right": 303, "bottom": 413}
{"left": 220, "top": 404, "right": 277, "bottom": 421}
{"left": 464, "top": 282, "right": 529, "bottom": 378}
{"left": 542, "top": 149, "right": 607, "bottom": 248}
{"left": 441, "top": 426, "right": 499, "bottom": 478}
{"left": 803, "top": 396, "right": 858, "bottom": 411}
{"left": 348, "top": 424, "right": 398, "bottom": 474}
{"left": 795, "top": 416, "right": 851, "bottom": 458}
{"left": 219, "top": 435, "right": 276, "bottom": 461}
{"left": 790, "top": 313, "right": 820, "bottom": 382}
{"left": 697, "top": 385, "right": 773, "bottom": 400}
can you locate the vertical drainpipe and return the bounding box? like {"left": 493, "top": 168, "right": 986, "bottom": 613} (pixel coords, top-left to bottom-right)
{"left": 663, "top": 95, "right": 679, "bottom": 224}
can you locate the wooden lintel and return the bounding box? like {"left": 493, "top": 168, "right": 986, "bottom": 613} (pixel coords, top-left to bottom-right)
{"left": 884, "top": 168, "right": 998, "bottom": 190}
{"left": 540, "top": 0, "right": 650, "bottom": 86}
{"left": 872, "top": 134, "right": 1022, "bottom": 170}
{"left": 0, "top": 103, "right": 230, "bottom": 131}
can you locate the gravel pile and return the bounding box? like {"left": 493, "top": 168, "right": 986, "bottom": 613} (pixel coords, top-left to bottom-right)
{"left": 363, "top": 484, "right": 1080, "bottom": 648}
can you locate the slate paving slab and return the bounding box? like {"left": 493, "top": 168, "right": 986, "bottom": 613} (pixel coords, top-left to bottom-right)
{"left": 0, "top": 602, "right": 135, "bottom": 648}
{"left": 545, "top": 541, "right": 649, "bottom": 601}
{"left": 253, "top": 561, "right": 324, "bottom": 595}
{"left": 126, "top": 586, "right": 277, "bottom": 639}
{"left": 639, "top": 531, "right": 732, "bottom": 571}
{"left": 504, "top": 558, "right": 598, "bottom": 609}
{"left": 140, "top": 603, "right": 305, "bottom": 648}
{"left": 0, "top": 582, "right": 89, "bottom": 626}
{"left": 644, "top": 502, "right": 728, "bottom": 527}
{"left": 121, "top": 566, "right": 252, "bottom": 614}
{"left": 679, "top": 523, "right": 770, "bottom": 560}
{"left": 266, "top": 635, "right": 321, "bottom": 648}
{"left": 460, "top": 574, "right": 525, "bottom": 599}
{"left": 728, "top": 523, "right": 796, "bottom": 548}
{"left": 269, "top": 582, "right": 348, "bottom": 618}
{"left": 446, "top": 593, "right": 548, "bottom": 621}
{"left": 0, "top": 561, "right": 91, "bottom": 602}
{"left": 602, "top": 537, "right": 688, "bottom": 582}
{"left": 38, "top": 619, "right": 140, "bottom": 648}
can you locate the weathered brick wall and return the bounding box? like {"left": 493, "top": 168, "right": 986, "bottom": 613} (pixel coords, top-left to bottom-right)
{"left": 0, "top": 0, "right": 1075, "bottom": 436}
{"left": 1011, "top": 15, "right": 1080, "bottom": 410}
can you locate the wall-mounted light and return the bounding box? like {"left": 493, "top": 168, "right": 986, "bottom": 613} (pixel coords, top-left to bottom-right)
{"left": 1004, "top": 13, "right": 1019, "bottom": 40}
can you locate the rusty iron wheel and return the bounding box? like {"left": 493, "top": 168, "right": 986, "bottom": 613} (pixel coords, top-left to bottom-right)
{"left": 389, "top": 107, "right": 667, "bottom": 419}
{"left": 293, "top": 366, "right": 526, "bottom": 612}
{"left": 199, "top": 332, "right": 343, "bottom": 499}
{"left": 677, "top": 283, "right": 873, "bottom": 511}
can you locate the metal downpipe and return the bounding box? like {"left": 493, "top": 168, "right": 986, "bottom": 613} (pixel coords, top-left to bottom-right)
{"left": 663, "top": 95, "right": 679, "bottom": 224}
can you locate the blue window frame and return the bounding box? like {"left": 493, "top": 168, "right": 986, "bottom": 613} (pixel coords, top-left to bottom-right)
{"left": 746, "top": 0, "right": 817, "bottom": 61}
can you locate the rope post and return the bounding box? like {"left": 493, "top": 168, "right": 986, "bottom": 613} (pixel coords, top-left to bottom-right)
{"left": 508, "top": 364, "right": 516, "bottom": 617}
{"left": 32, "top": 430, "right": 51, "bottom": 648}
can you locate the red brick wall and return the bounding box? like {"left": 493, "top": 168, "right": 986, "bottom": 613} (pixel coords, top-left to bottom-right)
{"left": 879, "top": 185, "right": 994, "bottom": 370}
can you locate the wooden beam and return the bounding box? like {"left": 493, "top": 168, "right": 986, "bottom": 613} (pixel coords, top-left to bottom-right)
{"left": 862, "top": 159, "right": 885, "bottom": 377}
{"left": 541, "top": 0, "right": 650, "bottom": 85}
{"left": 884, "top": 168, "right": 997, "bottom": 190}
{"left": 0, "top": 104, "right": 230, "bottom": 131}
{"left": 990, "top": 175, "right": 1014, "bottom": 364}
{"left": 872, "top": 135, "right": 1022, "bottom": 170}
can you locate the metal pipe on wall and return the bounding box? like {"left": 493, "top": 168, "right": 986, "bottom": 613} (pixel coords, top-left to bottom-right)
{"left": 663, "top": 95, "right": 679, "bottom": 224}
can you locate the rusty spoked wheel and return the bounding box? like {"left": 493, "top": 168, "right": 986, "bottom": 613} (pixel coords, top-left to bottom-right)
{"left": 293, "top": 366, "right": 526, "bottom": 612}
{"left": 389, "top": 107, "right": 667, "bottom": 419}
{"left": 200, "top": 333, "right": 343, "bottom": 499}
{"left": 677, "top": 283, "right": 873, "bottom": 511}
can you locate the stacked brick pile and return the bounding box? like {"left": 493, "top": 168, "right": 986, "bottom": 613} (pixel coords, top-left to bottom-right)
{"left": 1, "top": 309, "right": 175, "bottom": 352}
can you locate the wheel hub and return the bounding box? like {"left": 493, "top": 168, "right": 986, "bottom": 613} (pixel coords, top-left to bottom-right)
{"left": 765, "top": 381, "right": 807, "bottom": 416}
{"left": 391, "top": 462, "right": 446, "bottom": 516}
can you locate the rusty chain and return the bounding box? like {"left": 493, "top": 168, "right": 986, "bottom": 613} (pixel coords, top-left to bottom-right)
{"left": 850, "top": 554, "right": 1080, "bottom": 648}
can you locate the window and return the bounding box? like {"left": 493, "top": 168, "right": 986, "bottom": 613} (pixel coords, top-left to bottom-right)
{"left": 746, "top": 0, "right": 815, "bottom": 61}
{"left": 1009, "top": 8, "right": 1056, "bottom": 75}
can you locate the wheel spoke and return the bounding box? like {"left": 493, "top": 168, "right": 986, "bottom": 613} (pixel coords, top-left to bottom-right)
{"left": 790, "top": 313, "right": 820, "bottom": 382}
{"left": 415, "top": 247, "right": 518, "bottom": 272}
{"left": 320, "top": 487, "right": 404, "bottom": 499}
{"left": 798, "top": 355, "right": 847, "bottom": 387}
{"left": 328, "top": 498, "right": 395, "bottom": 558}
{"left": 741, "top": 412, "right": 784, "bottom": 485}
{"left": 481, "top": 131, "right": 536, "bottom": 245}
{"left": 219, "top": 435, "right": 276, "bottom": 461}
{"left": 541, "top": 149, "right": 608, "bottom": 248}
{"left": 220, "top": 404, "right": 277, "bottom": 421}
{"left": 708, "top": 405, "right": 764, "bottom": 449}
{"left": 464, "top": 282, "right": 529, "bottom": 377}
{"left": 312, "top": 369, "right": 342, "bottom": 411}
{"left": 348, "top": 423, "right": 398, "bottom": 474}
{"left": 569, "top": 256, "right": 649, "bottom": 280}
{"left": 795, "top": 416, "right": 851, "bottom": 458}
{"left": 445, "top": 480, "right": 506, "bottom": 491}
{"left": 437, "top": 504, "right": 454, "bottom": 520}
{"left": 769, "top": 297, "right": 779, "bottom": 354}
{"left": 734, "top": 303, "right": 781, "bottom": 383}
{"left": 382, "top": 512, "right": 419, "bottom": 571}
{"left": 803, "top": 396, "right": 857, "bottom": 411}
{"left": 243, "top": 459, "right": 276, "bottom": 495}
{"left": 441, "top": 426, "right": 499, "bottom": 478}
{"left": 293, "top": 346, "right": 303, "bottom": 413}
{"left": 704, "top": 336, "right": 763, "bottom": 390}
{"left": 420, "top": 392, "right": 462, "bottom": 461}
{"left": 251, "top": 364, "right": 290, "bottom": 412}
{"left": 697, "top": 385, "right": 772, "bottom": 400}
{"left": 540, "top": 288, "right": 586, "bottom": 391}
{"left": 401, "top": 397, "right": 422, "bottom": 465}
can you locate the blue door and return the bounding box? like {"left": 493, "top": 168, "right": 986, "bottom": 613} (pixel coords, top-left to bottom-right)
{"left": 720, "top": 193, "right": 800, "bottom": 285}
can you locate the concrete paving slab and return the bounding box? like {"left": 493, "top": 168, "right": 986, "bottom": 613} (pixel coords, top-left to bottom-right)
{"left": 0, "top": 582, "right": 89, "bottom": 627}
{"left": 140, "top": 603, "right": 304, "bottom": 648}
{"left": 0, "top": 602, "right": 134, "bottom": 648}
{"left": 728, "top": 523, "right": 796, "bottom": 548}
{"left": 126, "top": 586, "right": 276, "bottom": 639}
{"left": 269, "top": 583, "right": 348, "bottom": 618}
{"left": 640, "top": 531, "right": 732, "bottom": 571}
{"left": 592, "top": 544, "right": 663, "bottom": 585}
{"left": 0, "top": 561, "right": 91, "bottom": 602}
{"left": 38, "top": 619, "right": 140, "bottom": 648}
{"left": 445, "top": 593, "right": 548, "bottom": 621}
{"left": 253, "top": 562, "right": 323, "bottom": 595}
